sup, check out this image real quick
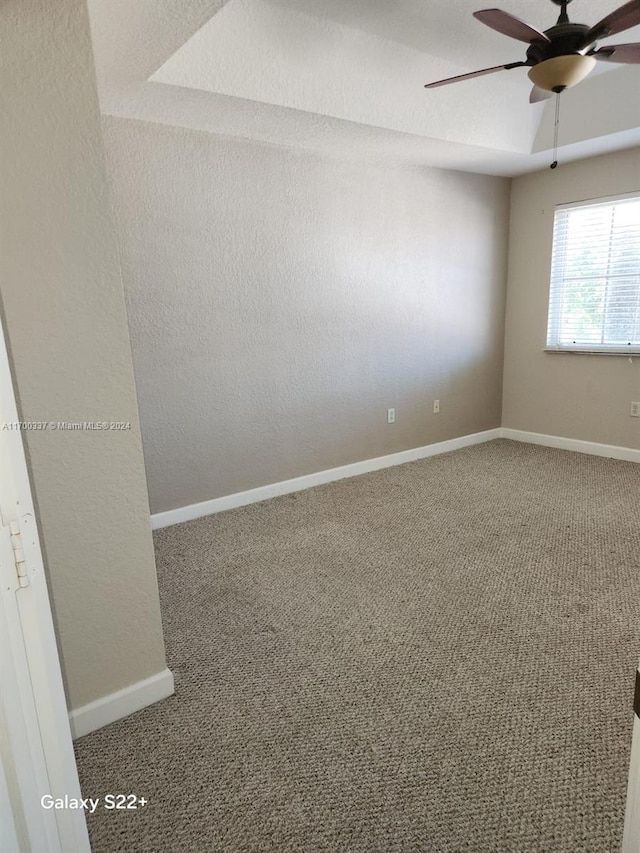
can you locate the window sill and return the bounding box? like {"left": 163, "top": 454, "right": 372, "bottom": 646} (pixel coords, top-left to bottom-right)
{"left": 543, "top": 347, "right": 639, "bottom": 357}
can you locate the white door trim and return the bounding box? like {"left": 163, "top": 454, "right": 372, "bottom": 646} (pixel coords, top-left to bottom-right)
{"left": 0, "top": 741, "right": 22, "bottom": 853}
{"left": 623, "top": 676, "right": 640, "bottom": 852}
{"left": 0, "top": 320, "right": 90, "bottom": 853}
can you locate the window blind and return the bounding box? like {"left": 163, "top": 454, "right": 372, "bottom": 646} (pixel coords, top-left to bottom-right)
{"left": 546, "top": 194, "right": 640, "bottom": 352}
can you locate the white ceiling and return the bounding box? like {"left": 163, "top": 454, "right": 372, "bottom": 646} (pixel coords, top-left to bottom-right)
{"left": 88, "top": 0, "right": 640, "bottom": 176}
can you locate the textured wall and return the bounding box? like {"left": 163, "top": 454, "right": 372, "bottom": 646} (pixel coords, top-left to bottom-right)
{"left": 0, "top": 0, "right": 168, "bottom": 709}
{"left": 503, "top": 148, "right": 640, "bottom": 449}
{"left": 103, "top": 118, "right": 511, "bottom": 514}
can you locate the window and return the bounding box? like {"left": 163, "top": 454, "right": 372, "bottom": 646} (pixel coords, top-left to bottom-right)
{"left": 546, "top": 193, "right": 640, "bottom": 353}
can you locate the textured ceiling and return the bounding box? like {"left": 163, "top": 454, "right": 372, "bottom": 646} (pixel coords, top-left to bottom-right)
{"left": 89, "top": 0, "right": 640, "bottom": 175}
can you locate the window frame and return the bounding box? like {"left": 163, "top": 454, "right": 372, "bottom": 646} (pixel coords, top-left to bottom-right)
{"left": 544, "top": 191, "right": 640, "bottom": 357}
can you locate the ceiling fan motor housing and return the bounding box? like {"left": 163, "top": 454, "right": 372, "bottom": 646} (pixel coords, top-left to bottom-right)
{"left": 527, "top": 21, "right": 597, "bottom": 91}
{"left": 526, "top": 22, "right": 592, "bottom": 63}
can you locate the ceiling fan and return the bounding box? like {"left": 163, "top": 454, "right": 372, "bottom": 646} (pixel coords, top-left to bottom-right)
{"left": 424, "top": 0, "right": 640, "bottom": 103}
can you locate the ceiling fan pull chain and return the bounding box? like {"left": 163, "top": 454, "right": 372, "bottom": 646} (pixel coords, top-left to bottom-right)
{"left": 550, "top": 93, "right": 561, "bottom": 169}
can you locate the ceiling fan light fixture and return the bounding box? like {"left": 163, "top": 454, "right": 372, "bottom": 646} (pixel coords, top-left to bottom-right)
{"left": 527, "top": 54, "right": 597, "bottom": 91}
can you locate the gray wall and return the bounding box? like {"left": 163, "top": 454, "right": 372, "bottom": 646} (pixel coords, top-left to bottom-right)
{"left": 503, "top": 148, "right": 640, "bottom": 448}
{"left": 102, "top": 117, "right": 511, "bottom": 514}
{"left": 0, "top": 0, "right": 168, "bottom": 710}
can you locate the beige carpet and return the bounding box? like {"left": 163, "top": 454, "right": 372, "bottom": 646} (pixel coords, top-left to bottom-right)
{"left": 74, "top": 439, "right": 640, "bottom": 852}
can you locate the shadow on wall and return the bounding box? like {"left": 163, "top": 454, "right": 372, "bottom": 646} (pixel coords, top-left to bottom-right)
{"left": 101, "top": 117, "right": 511, "bottom": 515}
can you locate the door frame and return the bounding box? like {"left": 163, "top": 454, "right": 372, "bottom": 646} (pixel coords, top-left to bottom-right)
{"left": 623, "top": 681, "right": 640, "bottom": 851}
{"left": 0, "top": 318, "right": 90, "bottom": 853}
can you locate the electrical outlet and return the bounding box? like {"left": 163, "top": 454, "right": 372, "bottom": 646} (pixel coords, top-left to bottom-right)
{"left": 631, "top": 402, "right": 640, "bottom": 418}
{"left": 387, "top": 408, "right": 396, "bottom": 424}
{"left": 433, "top": 400, "right": 440, "bottom": 414}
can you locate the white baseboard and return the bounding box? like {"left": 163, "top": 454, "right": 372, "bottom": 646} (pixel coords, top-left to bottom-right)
{"left": 151, "top": 426, "right": 638, "bottom": 532}
{"left": 151, "top": 428, "right": 502, "bottom": 530}
{"left": 500, "top": 428, "right": 640, "bottom": 463}
{"left": 69, "top": 668, "right": 174, "bottom": 740}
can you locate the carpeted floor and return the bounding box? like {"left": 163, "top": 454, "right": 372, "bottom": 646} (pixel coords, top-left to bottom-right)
{"left": 74, "top": 439, "right": 640, "bottom": 852}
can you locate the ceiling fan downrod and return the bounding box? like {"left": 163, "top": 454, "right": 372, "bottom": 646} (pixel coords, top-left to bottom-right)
{"left": 556, "top": 1, "right": 571, "bottom": 25}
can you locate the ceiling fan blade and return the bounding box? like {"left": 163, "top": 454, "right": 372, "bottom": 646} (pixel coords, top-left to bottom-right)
{"left": 424, "top": 61, "right": 526, "bottom": 89}
{"left": 592, "top": 41, "right": 640, "bottom": 62}
{"left": 578, "top": 0, "right": 640, "bottom": 46}
{"left": 529, "top": 85, "right": 553, "bottom": 103}
{"left": 473, "top": 9, "right": 551, "bottom": 44}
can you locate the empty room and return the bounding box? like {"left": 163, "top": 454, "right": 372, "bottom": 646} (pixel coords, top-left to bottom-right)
{"left": 1, "top": 0, "right": 640, "bottom": 851}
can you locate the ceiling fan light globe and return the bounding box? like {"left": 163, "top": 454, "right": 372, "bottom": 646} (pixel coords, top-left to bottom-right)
{"left": 527, "top": 54, "right": 597, "bottom": 91}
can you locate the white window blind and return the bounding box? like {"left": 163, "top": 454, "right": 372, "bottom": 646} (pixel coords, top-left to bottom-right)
{"left": 546, "top": 194, "right": 640, "bottom": 353}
